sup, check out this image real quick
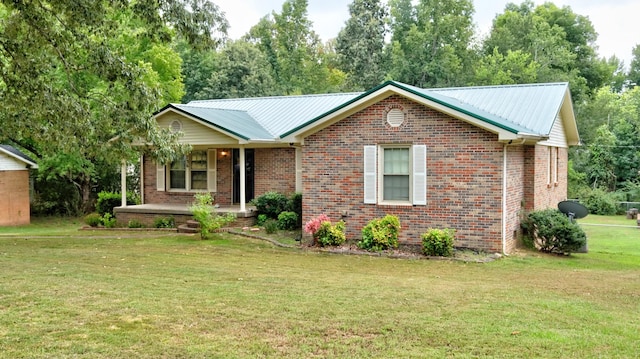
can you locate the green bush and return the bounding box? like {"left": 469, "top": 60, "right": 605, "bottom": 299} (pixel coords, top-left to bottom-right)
{"left": 581, "top": 188, "right": 617, "bottom": 215}
{"left": 189, "top": 193, "right": 236, "bottom": 239}
{"left": 253, "top": 191, "right": 289, "bottom": 219}
{"left": 277, "top": 211, "right": 298, "bottom": 230}
{"left": 101, "top": 213, "right": 117, "bottom": 228}
{"left": 128, "top": 219, "right": 145, "bottom": 228}
{"left": 422, "top": 228, "right": 455, "bottom": 257}
{"left": 315, "top": 220, "right": 346, "bottom": 247}
{"left": 153, "top": 216, "right": 175, "bottom": 229}
{"left": 256, "top": 214, "right": 268, "bottom": 227}
{"left": 84, "top": 213, "right": 102, "bottom": 227}
{"left": 264, "top": 219, "right": 279, "bottom": 234}
{"left": 521, "top": 209, "right": 587, "bottom": 254}
{"left": 95, "top": 191, "right": 138, "bottom": 216}
{"left": 358, "top": 215, "right": 401, "bottom": 251}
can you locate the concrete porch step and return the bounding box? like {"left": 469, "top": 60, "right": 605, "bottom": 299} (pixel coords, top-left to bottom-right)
{"left": 178, "top": 222, "right": 200, "bottom": 234}
{"left": 185, "top": 220, "right": 200, "bottom": 228}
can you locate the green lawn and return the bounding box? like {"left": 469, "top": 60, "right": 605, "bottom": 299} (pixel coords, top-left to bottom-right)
{"left": 0, "top": 216, "right": 639, "bottom": 358}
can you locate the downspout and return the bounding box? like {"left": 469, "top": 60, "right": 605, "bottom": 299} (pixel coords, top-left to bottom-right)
{"left": 502, "top": 144, "right": 507, "bottom": 255}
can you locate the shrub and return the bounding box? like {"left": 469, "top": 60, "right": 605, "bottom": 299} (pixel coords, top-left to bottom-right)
{"left": 422, "top": 228, "right": 455, "bottom": 257}
{"left": 253, "top": 191, "right": 289, "bottom": 219}
{"left": 95, "top": 191, "right": 138, "bottom": 216}
{"left": 189, "top": 193, "right": 236, "bottom": 239}
{"left": 128, "top": 219, "right": 145, "bottom": 228}
{"left": 84, "top": 213, "right": 102, "bottom": 227}
{"left": 153, "top": 216, "right": 175, "bottom": 228}
{"left": 256, "top": 214, "right": 268, "bottom": 227}
{"left": 358, "top": 215, "right": 401, "bottom": 251}
{"left": 315, "top": 220, "right": 346, "bottom": 247}
{"left": 304, "top": 214, "right": 330, "bottom": 235}
{"left": 581, "top": 188, "right": 617, "bottom": 215}
{"left": 521, "top": 209, "right": 587, "bottom": 254}
{"left": 102, "top": 213, "right": 117, "bottom": 228}
{"left": 277, "top": 211, "right": 298, "bottom": 230}
{"left": 264, "top": 219, "right": 279, "bottom": 234}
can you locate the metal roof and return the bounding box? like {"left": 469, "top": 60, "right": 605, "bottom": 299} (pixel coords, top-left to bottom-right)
{"left": 426, "top": 82, "right": 569, "bottom": 136}
{"left": 158, "top": 81, "right": 573, "bottom": 142}
{"left": 170, "top": 104, "right": 273, "bottom": 140}
{"left": 0, "top": 145, "right": 38, "bottom": 168}
{"left": 188, "top": 93, "right": 361, "bottom": 139}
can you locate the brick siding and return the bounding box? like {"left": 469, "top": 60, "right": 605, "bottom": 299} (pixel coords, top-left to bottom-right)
{"left": 302, "top": 95, "right": 506, "bottom": 252}
{"left": 0, "top": 170, "right": 31, "bottom": 225}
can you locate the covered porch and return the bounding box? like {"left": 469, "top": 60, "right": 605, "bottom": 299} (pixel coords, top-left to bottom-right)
{"left": 114, "top": 203, "right": 257, "bottom": 228}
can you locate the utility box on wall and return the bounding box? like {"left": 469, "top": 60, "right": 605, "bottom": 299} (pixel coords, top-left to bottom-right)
{"left": 0, "top": 145, "right": 38, "bottom": 226}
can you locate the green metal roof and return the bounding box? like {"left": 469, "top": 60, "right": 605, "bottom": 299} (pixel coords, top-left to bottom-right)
{"left": 157, "top": 81, "right": 573, "bottom": 143}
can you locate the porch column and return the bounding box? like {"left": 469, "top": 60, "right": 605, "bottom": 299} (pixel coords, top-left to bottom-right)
{"left": 239, "top": 146, "right": 246, "bottom": 212}
{"left": 121, "top": 159, "right": 127, "bottom": 207}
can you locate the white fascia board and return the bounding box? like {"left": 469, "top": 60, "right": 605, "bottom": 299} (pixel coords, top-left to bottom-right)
{"left": 0, "top": 147, "right": 38, "bottom": 168}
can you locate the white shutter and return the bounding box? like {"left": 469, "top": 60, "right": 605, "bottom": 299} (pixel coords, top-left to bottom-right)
{"left": 207, "top": 149, "right": 217, "bottom": 192}
{"left": 412, "top": 145, "right": 427, "bottom": 205}
{"left": 363, "top": 146, "right": 377, "bottom": 204}
{"left": 156, "top": 162, "right": 165, "bottom": 191}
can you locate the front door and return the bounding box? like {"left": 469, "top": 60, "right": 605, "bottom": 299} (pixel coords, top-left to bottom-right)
{"left": 232, "top": 149, "right": 255, "bottom": 203}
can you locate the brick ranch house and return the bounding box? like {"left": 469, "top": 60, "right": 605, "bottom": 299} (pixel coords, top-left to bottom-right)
{"left": 0, "top": 145, "right": 38, "bottom": 226}
{"left": 116, "top": 81, "right": 579, "bottom": 254}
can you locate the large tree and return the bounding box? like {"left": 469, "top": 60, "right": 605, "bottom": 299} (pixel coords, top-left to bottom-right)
{"left": 482, "top": 1, "right": 611, "bottom": 100}
{"left": 335, "top": 0, "right": 388, "bottom": 90}
{"left": 246, "top": 0, "right": 345, "bottom": 95}
{"left": 386, "top": 0, "right": 476, "bottom": 88}
{"left": 0, "top": 0, "right": 227, "bottom": 211}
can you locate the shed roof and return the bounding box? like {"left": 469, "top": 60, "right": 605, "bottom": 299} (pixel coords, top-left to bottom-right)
{"left": 157, "top": 81, "right": 577, "bottom": 144}
{"left": 0, "top": 145, "right": 38, "bottom": 168}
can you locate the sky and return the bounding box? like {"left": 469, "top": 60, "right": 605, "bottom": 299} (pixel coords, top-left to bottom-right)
{"left": 213, "top": 0, "right": 638, "bottom": 67}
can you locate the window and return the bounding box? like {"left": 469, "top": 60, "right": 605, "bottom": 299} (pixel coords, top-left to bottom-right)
{"left": 364, "top": 145, "right": 426, "bottom": 205}
{"left": 383, "top": 147, "right": 410, "bottom": 201}
{"left": 547, "top": 146, "right": 558, "bottom": 186}
{"left": 159, "top": 149, "right": 216, "bottom": 192}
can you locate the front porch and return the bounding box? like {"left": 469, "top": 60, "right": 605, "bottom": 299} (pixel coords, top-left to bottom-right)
{"left": 114, "top": 204, "right": 257, "bottom": 228}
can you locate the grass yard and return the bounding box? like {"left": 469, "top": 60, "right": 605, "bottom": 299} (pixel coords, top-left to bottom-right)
{"left": 0, "top": 217, "right": 639, "bottom": 358}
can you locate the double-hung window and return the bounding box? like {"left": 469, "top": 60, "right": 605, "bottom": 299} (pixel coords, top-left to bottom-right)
{"left": 364, "top": 144, "right": 426, "bottom": 205}
{"left": 382, "top": 147, "right": 410, "bottom": 201}
{"left": 158, "top": 149, "right": 216, "bottom": 192}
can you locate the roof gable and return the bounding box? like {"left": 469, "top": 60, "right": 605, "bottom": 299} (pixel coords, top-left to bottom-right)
{"left": 0, "top": 145, "right": 38, "bottom": 168}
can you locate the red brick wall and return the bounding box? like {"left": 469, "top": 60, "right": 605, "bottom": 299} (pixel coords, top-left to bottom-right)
{"left": 143, "top": 148, "right": 296, "bottom": 206}
{"left": 505, "top": 145, "right": 526, "bottom": 253}
{"left": 0, "top": 170, "right": 31, "bottom": 226}
{"left": 254, "top": 148, "right": 297, "bottom": 197}
{"left": 302, "top": 95, "right": 505, "bottom": 252}
{"left": 524, "top": 145, "right": 568, "bottom": 212}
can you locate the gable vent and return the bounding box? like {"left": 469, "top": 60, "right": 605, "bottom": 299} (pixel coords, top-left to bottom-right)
{"left": 386, "top": 109, "right": 405, "bottom": 127}
{"left": 170, "top": 120, "right": 183, "bottom": 132}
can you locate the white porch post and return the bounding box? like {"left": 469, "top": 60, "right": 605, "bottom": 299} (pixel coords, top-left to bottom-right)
{"left": 121, "top": 159, "right": 127, "bottom": 207}
{"left": 239, "top": 146, "right": 246, "bottom": 213}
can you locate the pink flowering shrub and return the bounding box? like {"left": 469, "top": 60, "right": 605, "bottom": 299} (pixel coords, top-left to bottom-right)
{"left": 303, "top": 214, "right": 330, "bottom": 236}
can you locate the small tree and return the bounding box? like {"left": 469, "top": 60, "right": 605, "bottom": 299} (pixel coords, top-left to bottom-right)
{"left": 189, "top": 193, "right": 236, "bottom": 239}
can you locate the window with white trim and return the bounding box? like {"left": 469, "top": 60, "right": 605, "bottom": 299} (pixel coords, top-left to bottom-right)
{"left": 159, "top": 149, "right": 217, "bottom": 192}
{"left": 363, "top": 145, "right": 426, "bottom": 205}
{"left": 382, "top": 147, "right": 410, "bottom": 201}
{"left": 547, "top": 146, "right": 558, "bottom": 186}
